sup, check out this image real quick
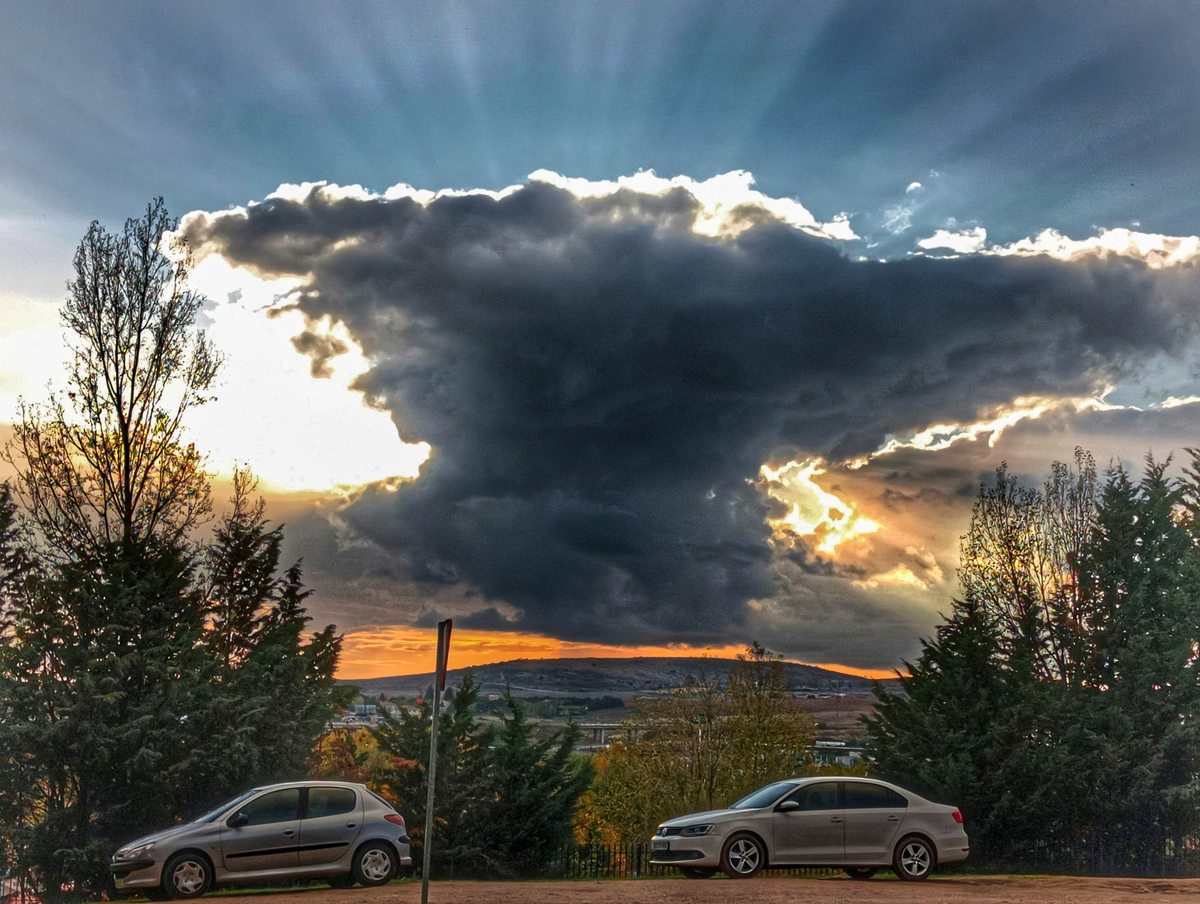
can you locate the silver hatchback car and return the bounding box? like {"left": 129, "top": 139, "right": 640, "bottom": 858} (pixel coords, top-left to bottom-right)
{"left": 110, "top": 781, "right": 412, "bottom": 899}
{"left": 650, "top": 776, "right": 969, "bottom": 881}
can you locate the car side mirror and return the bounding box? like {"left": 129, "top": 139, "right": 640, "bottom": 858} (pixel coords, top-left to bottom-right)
{"left": 776, "top": 800, "right": 801, "bottom": 812}
{"left": 227, "top": 812, "right": 249, "bottom": 828}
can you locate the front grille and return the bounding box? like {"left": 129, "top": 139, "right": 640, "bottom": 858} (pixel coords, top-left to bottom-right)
{"left": 650, "top": 850, "right": 704, "bottom": 862}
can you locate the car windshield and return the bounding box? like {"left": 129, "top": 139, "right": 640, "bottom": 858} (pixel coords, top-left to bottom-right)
{"left": 191, "top": 789, "right": 259, "bottom": 824}
{"left": 730, "top": 781, "right": 797, "bottom": 810}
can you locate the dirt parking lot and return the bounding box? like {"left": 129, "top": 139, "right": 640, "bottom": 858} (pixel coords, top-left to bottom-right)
{"left": 203, "top": 875, "right": 1200, "bottom": 904}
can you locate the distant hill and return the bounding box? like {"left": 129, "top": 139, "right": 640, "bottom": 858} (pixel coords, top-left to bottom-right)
{"left": 341, "top": 655, "right": 888, "bottom": 700}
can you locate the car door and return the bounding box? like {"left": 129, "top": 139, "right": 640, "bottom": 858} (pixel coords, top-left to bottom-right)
{"left": 771, "top": 781, "right": 845, "bottom": 864}
{"left": 842, "top": 782, "right": 908, "bottom": 862}
{"left": 219, "top": 787, "right": 301, "bottom": 874}
{"left": 297, "top": 786, "right": 363, "bottom": 866}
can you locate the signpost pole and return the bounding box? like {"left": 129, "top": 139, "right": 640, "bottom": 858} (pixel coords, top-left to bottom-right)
{"left": 420, "top": 618, "right": 451, "bottom": 904}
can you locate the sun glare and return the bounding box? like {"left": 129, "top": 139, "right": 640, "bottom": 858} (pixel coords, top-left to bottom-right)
{"left": 760, "top": 459, "right": 880, "bottom": 554}
{"left": 182, "top": 256, "right": 430, "bottom": 492}
{"left": 337, "top": 625, "right": 752, "bottom": 680}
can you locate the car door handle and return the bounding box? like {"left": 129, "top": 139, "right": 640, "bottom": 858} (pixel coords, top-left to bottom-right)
{"left": 346, "top": 823, "right": 357, "bottom": 829}
{"left": 283, "top": 829, "right": 295, "bottom": 837}
{"left": 887, "top": 816, "right": 901, "bottom": 822}
{"left": 830, "top": 817, "right": 843, "bottom": 823}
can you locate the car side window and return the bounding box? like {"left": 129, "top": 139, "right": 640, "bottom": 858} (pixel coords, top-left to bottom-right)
{"left": 237, "top": 788, "right": 301, "bottom": 826}
{"left": 842, "top": 783, "right": 908, "bottom": 809}
{"left": 784, "top": 782, "right": 840, "bottom": 811}
{"left": 307, "top": 787, "right": 357, "bottom": 819}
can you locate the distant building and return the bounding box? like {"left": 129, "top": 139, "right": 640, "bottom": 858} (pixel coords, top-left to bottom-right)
{"left": 806, "top": 738, "right": 868, "bottom": 767}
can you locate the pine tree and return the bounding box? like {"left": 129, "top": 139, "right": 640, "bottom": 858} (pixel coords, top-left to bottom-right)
{"left": 0, "top": 203, "right": 341, "bottom": 898}
{"left": 369, "top": 673, "right": 592, "bottom": 879}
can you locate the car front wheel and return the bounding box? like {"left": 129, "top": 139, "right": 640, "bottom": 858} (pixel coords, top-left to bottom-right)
{"left": 352, "top": 843, "right": 397, "bottom": 887}
{"left": 893, "top": 836, "right": 934, "bottom": 881}
{"left": 720, "top": 833, "right": 765, "bottom": 879}
{"left": 162, "top": 853, "right": 211, "bottom": 899}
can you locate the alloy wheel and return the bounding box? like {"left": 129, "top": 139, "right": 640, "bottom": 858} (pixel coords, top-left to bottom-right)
{"left": 897, "top": 840, "right": 932, "bottom": 879}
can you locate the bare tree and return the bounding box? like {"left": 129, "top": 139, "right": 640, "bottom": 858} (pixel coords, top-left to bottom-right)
{"left": 6, "top": 199, "right": 220, "bottom": 558}
{"left": 957, "top": 448, "right": 1098, "bottom": 682}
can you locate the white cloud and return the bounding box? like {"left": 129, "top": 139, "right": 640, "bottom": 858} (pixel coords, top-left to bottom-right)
{"left": 906, "top": 181, "right": 922, "bottom": 193}
{"left": 1158, "top": 395, "right": 1200, "bottom": 409}
{"left": 527, "top": 169, "right": 858, "bottom": 241}
{"left": 870, "top": 392, "right": 1120, "bottom": 459}
{"left": 991, "top": 227, "right": 1200, "bottom": 269}
{"left": 882, "top": 203, "right": 914, "bottom": 234}
{"left": 917, "top": 226, "right": 987, "bottom": 254}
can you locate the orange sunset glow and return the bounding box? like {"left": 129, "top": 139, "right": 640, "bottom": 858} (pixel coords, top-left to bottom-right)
{"left": 336, "top": 626, "right": 899, "bottom": 682}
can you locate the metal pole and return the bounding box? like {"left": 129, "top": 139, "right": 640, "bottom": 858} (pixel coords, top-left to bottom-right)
{"left": 420, "top": 620, "right": 447, "bottom": 904}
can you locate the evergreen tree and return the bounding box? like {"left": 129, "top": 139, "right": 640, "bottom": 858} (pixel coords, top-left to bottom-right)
{"left": 368, "top": 673, "right": 591, "bottom": 879}
{"left": 462, "top": 698, "right": 593, "bottom": 878}
{"left": 0, "top": 203, "right": 341, "bottom": 898}
{"left": 864, "top": 597, "right": 1023, "bottom": 861}
{"left": 868, "top": 451, "right": 1200, "bottom": 873}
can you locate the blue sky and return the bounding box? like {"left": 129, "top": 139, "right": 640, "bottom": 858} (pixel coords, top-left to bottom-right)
{"left": 3, "top": 2, "right": 1200, "bottom": 675}
{"left": 6, "top": 1, "right": 1199, "bottom": 288}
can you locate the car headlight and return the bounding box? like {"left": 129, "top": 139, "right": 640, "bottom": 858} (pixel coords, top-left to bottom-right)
{"left": 116, "top": 842, "right": 155, "bottom": 861}
{"left": 678, "top": 824, "right": 715, "bottom": 837}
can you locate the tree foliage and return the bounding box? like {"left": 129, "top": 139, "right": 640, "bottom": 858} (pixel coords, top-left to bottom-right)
{"left": 0, "top": 202, "right": 340, "bottom": 899}
{"left": 587, "top": 644, "right": 815, "bottom": 843}
{"left": 333, "top": 674, "right": 592, "bottom": 879}
{"left": 866, "top": 449, "right": 1200, "bottom": 873}
{"left": 6, "top": 199, "right": 219, "bottom": 560}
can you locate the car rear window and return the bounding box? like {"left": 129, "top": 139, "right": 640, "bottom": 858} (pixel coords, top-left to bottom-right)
{"left": 307, "top": 787, "right": 358, "bottom": 818}
{"left": 366, "top": 789, "right": 397, "bottom": 812}
{"left": 842, "top": 783, "right": 908, "bottom": 809}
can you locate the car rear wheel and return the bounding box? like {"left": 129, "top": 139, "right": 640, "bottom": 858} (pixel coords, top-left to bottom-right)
{"left": 720, "top": 833, "right": 765, "bottom": 878}
{"left": 893, "top": 836, "right": 934, "bottom": 881}
{"left": 352, "top": 842, "right": 397, "bottom": 887}
{"left": 844, "top": 867, "right": 877, "bottom": 880}
{"left": 327, "top": 875, "right": 355, "bottom": 889}
{"left": 162, "top": 853, "right": 211, "bottom": 899}
{"left": 680, "top": 867, "right": 716, "bottom": 879}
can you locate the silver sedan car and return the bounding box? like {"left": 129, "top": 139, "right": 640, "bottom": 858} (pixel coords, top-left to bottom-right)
{"left": 650, "top": 776, "right": 969, "bottom": 881}
{"left": 109, "top": 781, "right": 412, "bottom": 899}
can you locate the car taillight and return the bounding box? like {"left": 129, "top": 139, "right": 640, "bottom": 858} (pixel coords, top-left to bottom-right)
{"left": 385, "top": 813, "right": 405, "bottom": 826}
{"left": 951, "top": 810, "right": 964, "bottom": 824}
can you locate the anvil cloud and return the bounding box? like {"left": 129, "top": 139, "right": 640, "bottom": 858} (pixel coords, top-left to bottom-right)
{"left": 182, "top": 173, "right": 1200, "bottom": 656}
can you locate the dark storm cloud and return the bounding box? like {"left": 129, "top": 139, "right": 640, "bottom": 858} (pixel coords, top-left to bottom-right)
{"left": 183, "top": 180, "right": 1200, "bottom": 645}
{"left": 752, "top": 565, "right": 943, "bottom": 670}
{"left": 288, "top": 329, "right": 349, "bottom": 379}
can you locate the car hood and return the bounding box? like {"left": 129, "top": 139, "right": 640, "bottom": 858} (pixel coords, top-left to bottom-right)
{"left": 662, "top": 808, "right": 745, "bottom": 827}
{"left": 117, "top": 822, "right": 199, "bottom": 853}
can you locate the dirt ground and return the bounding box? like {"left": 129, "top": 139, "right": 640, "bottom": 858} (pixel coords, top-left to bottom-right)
{"left": 205, "top": 875, "right": 1200, "bottom": 904}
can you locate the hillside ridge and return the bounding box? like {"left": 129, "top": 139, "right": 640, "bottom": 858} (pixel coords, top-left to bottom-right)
{"left": 342, "top": 655, "right": 889, "bottom": 699}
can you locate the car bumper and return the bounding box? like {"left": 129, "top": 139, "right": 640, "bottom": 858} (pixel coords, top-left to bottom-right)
{"left": 110, "top": 860, "right": 162, "bottom": 890}
{"left": 649, "top": 834, "right": 724, "bottom": 869}
{"left": 935, "top": 829, "right": 971, "bottom": 865}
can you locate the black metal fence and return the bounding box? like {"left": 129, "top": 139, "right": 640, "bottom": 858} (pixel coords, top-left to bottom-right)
{"left": 551, "top": 838, "right": 1200, "bottom": 881}
{"left": 973, "top": 835, "right": 1200, "bottom": 879}
{"left": 551, "top": 843, "right": 838, "bottom": 880}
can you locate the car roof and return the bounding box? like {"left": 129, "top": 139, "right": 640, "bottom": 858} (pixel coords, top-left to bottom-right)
{"left": 248, "top": 780, "right": 366, "bottom": 792}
